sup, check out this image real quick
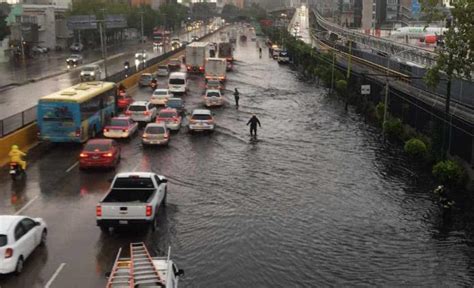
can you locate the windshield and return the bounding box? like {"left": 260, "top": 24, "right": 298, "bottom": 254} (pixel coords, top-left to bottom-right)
{"left": 158, "top": 112, "right": 176, "bottom": 118}
{"left": 113, "top": 177, "right": 154, "bottom": 189}
{"left": 192, "top": 114, "right": 212, "bottom": 120}
{"left": 83, "top": 67, "right": 95, "bottom": 71}
{"left": 129, "top": 105, "right": 146, "bottom": 112}
{"left": 110, "top": 119, "right": 128, "bottom": 126}
{"left": 153, "top": 90, "right": 168, "bottom": 96}
{"left": 207, "top": 92, "right": 220, "bottom": 97}
{"left": 208, "top": 80, "right": 220, "bottom": 86}
{"left": 146, "top": 126, "right": 166, "bottom": 134}
{"left": 84, "top": 142, "right": 111, "bottom": 152}
{"left": 167, "top": 100, "right": 182, "bottom": 107}
{"left": 158, "top": 66, "right": 168, "bottom": 70}
{"left": 140, "top": 75, "right": 152, "bottom": 80}
{"left": 70, "top": 55, "right": 80, "bottom": 59}
{"left": 169, "top": 78, "right": 185, "bottom": 85}
{"left": 0, "top": 235, "right": 7, "bottom": 247}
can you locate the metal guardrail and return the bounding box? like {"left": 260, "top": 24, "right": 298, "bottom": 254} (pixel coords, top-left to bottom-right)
{"left": 0, "top": 27, "right": 222, "bottom": 138}
{"left": 311, "top": 8, "right": 438, "bottom": 67}
{"left": 0, "top": 106, "right": 37, "bottom": 137}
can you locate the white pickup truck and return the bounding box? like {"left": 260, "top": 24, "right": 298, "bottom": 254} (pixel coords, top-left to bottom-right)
{"left": 96, "top": 172, "right": 168, "bottom": 232}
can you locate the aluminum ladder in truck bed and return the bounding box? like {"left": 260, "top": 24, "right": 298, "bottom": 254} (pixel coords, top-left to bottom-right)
{"left": 106, "top": 242, "right": 165, "bottom": 288}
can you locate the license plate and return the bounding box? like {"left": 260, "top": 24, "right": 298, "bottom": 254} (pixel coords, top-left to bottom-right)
{"left": 119, "top": 220, "right": 128, "bottom": 225}
{"left": 92, "top": 156, "right": 99, "bottom": 159}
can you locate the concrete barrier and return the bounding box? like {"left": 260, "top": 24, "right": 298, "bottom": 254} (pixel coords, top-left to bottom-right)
{"left": 0, "top": 123, "right": 39, "bottom": 166}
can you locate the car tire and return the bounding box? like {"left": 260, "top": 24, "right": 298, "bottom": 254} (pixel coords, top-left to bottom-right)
{"left": 151, "top": 215, "right": 158, "bottom": 231}
{"left": 40, "top": 229, "right": 47, "bottom": 246}
{"left": 15, "top": 257, "right": 24, "bottom": 274}
{"left": 99, "top": 226, "right": 109, "bottom": 233}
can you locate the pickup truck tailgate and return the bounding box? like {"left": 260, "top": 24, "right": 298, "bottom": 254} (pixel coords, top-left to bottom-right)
{"left": 100, "top": 203, "right": 149, "bottom": 219}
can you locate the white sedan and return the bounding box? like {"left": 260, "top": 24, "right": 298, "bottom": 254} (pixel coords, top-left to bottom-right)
{"left": 150, "top": 89, "right": 172, "bottom": 106}
{"left": 0, "top": 215, "right": 47, "bottom": 274}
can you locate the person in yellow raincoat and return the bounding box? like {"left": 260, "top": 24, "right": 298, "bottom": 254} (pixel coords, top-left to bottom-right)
{"left": 9, "top": 145, "right": 26, "bottom": 170}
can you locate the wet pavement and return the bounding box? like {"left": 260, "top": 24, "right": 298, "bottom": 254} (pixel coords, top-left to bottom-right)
{"left": 1, "top": 26, "right": 474, "bottom": 287}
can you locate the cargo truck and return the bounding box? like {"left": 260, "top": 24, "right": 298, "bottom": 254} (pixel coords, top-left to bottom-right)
{"left": 185, "top": 42, "right": 209, "bottom": 73}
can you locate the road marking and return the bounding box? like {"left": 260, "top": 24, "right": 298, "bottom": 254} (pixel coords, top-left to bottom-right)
{"left": 45, "top": 263, "right": 66, "bottom": 288}
{"left": 66, "top": 161, "right": 79, "bottom": 173}
{"left": 15, "top": 195, "right": 39, "bottom": 215}
{"left": 132, "top": 161, "right": 141, "bottom": 172}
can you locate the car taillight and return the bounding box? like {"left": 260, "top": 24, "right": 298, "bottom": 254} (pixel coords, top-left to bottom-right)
{"left": 173, "top": 117, "right": 178, "bottom": 122}
{"left": 164, "top": 133, "right": 169, "bottom": 139}
{"left": 142, "top": 133, "right": 148, "bottom": 139}
{"left": 125, "top": 111, "right": 131, "bottom": 115}
{"left": 190, "top": 119, "right": 197, "bottom": 124}
{"left": 104, "top": 128, "right": 109, "bottom": 132}
{"left": 199, "top": 66, "right": 204, "bottom": 71}
{"left": 79, "top": 153, "right": 88, "bottom": 158}
{"left": 143, "top": 111, "right": 150, "bottom": 116}
{"left": 75, "top": 128, "right": 81, "bottom": 137}
{"left": 103, "top": 153, "right": 113, "bottom": 157}
{"left": 146, "top": 205, "right": 152, "bottom": 217}
{"left": 186, "top": 65, "right": 191, "bottom": 70}
{"left": 96, "top": 205, "right": 102, "bottom": 217}
{"left": 5, "top": 248, "right": 13, "bottom": 259}
{"left": 122, "top": 129, "right": 128, "bottom": 132}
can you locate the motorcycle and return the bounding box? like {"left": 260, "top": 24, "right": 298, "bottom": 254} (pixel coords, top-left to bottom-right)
{"left": 150, "top": 80, "right": 158, "bottom": 90}
{"left": 9, "top": 162, "right": 25, "bottom": 180}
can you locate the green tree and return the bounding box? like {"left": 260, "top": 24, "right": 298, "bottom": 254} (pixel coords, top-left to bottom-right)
{"left": 423, "top": 0, "right": 474, "bottom": 115}
{"left": 0, "top": 3, "right": 10, "bottom": 41}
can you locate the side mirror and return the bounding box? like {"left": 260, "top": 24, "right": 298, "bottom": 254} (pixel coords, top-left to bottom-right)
{"left": 161, "top": 178, "right": 168, "bottom": 183}
{"left": 176, "top": 269, "right": 184, "bottom": 277}
{"left": 105, "top": 272, "right": 111, "bottom": 278}
{"left": 35, "top": 221, "right": 41, "bottom": 226}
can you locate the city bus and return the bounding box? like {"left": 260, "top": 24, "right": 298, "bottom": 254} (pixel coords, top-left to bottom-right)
{"left": 37, "top": 81, "right": 116, "bottom": 143}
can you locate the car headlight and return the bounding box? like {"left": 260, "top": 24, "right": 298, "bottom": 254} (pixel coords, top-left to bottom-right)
{"left": 90, "top": 72, "right": 95, "bottom": 76}
{"left": 80, "top": 72, "right": 84, "bottom": 75}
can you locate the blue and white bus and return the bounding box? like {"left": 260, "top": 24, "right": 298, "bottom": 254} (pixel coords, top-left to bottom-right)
{"left": 37, "top": 81, "right": 116, "bottom": 143}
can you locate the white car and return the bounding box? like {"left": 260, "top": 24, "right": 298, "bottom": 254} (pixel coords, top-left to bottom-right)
{"left": 156, "top": 65, "right": 170, "bottom": 77}
{"left": 203, "top": 89, "right": 224, "bottom": 107}
{"left": 188, "top": 109, "right": 215, "bottom": 132}
{"left": 70, "top": 42, "right": 84, "bottom": 52}
{"left": 126, "top": 101, "right": 157, "bottom": 123}
{"left": 0, "top": 215, "right": 47, "bottom": 274}
{"left": 142, "top": 123, "right": 170, "bottom": 146}
{"left": 150, "top": 89, "right": 172, "bottom": 106}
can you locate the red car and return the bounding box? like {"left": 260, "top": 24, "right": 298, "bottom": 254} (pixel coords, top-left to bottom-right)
{"left": 155, "top": 108, "right": 182, "bottom": 131}
{"left": 117, "top": 91, "right": 134, "bottom": 110}
{"left": 79, "top": 139, "right": 121, "bottom": 169}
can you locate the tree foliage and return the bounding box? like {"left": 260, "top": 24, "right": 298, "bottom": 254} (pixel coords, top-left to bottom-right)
{"left": 424, "top": 0, "right": 473, "bottom": 89}
{"left": 0, "top": 3, "right": 10, "bottom": 41}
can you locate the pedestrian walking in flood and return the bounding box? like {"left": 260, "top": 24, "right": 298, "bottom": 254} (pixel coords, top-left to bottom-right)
{"left": 234, "top": 88, "right": 240, "bottom": 108}
{"left": 259, "top": 47, "right": 262, "bottom": 58}
{"left": 247, "top": 114, "right": 261, "bottom": 138}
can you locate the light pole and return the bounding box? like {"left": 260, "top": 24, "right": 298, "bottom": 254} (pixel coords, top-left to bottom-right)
{"left": 99, "top": 9, "right": 109, "bottom": 79}
{"left": 140, "top": 10, "right": 144, "bottom": 44}
{"left": 382, "top": 48, "right": 417, "bottom": 131}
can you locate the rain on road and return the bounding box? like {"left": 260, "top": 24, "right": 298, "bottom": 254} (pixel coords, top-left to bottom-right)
{"left": 1, "top": 26, "right": 474, "bottom": 287}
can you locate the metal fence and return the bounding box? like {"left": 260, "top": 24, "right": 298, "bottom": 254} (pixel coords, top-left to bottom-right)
{"left": 0, "top": 106, "right": 37, "bottom": 137}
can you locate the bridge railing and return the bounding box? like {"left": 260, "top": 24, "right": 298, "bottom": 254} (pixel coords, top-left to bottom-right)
{"left": 311, "top": 8, "right": 438, "bottom": 67}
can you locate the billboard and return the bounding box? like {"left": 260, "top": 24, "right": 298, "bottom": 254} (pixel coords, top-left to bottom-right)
{"left": 67, "top": 15, "right": 97, "bottom": 30}
{"left": 105, "top": 15, "right": 127, "bottom": 29}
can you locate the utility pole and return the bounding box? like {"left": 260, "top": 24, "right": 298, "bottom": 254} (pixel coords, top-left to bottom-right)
{"left": 140, "top": 10, "right": 144, "bottom": 43}
{"left": 99, "top": 9, "right": 109, "bottom": 79}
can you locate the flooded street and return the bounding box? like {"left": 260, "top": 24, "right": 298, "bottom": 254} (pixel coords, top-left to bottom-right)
{"left": 1, "top": 30, "right": 474, "bottom": 287}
